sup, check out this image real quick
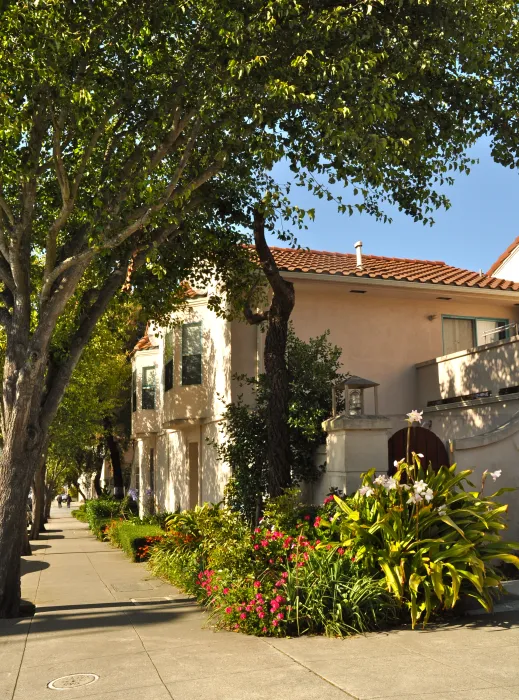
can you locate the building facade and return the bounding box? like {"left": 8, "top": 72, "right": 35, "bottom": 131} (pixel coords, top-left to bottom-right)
{"left": 131, "top": 243, "right": 519, "bottom": 534}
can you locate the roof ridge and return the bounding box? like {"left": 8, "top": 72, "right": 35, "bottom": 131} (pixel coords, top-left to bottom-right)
{"left": 267, "top": 245, "right": 447, "bottom": 267}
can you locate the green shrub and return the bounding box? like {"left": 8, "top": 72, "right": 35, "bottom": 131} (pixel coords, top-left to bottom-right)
{"left": 318, "top": 460, "right": 519, "bottom": 627}
{"left": 106, "top": 520, "right": 164, "bottom": 561}
{"left": 90, "top": 517, "right": 113, "bottom": 541}
{"left": 72, "top": 503, "right": 88, "bottom": 522}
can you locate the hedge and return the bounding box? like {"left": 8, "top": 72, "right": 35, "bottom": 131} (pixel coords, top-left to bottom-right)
{"left": 106, "top": 520, "right": 164, "bottom": 561}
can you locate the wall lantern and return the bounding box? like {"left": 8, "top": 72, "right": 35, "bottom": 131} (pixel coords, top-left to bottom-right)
{"left": 332, "top": 375, "right": 380, "bottom": 418}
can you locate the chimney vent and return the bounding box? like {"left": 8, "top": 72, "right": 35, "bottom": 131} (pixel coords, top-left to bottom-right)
{"left": 354, "top": 241, "right": 363, "bottom": 269}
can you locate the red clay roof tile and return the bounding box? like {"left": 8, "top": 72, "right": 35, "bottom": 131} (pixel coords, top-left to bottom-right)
{"left": 269, "top": 246, "right": 519, "bottom": 292}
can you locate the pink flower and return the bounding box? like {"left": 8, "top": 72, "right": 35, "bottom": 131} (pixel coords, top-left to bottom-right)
{"left": 277, "top": 613, "right": 284, "bottom": 620}
{"left": 261, "top": 540, "right": 268, "bottom": 547}
{"left": 225, "top": 606, "right": 232, "bottom": 614}
{"left": 253, "top": 581, "right": 261, "bottom": 588}
{"left": 223, "top": 588, "right": 230, "bottom": 595}
{"left": 281, "top": 571, "right": 288, "bottom": 579}
{"left": 240, "top": 613, "right": 247, "bottom": 620}
{"left": 254, "top": 528, "right": 260, "bottom": 534}
{"left": 337, "top": 548, "right": 345, "bottom": 556}
{"left": 272, "top": 620, "right": 278, "bottom": 627}
{"left": 246, "top": 605, "right": 253, "bottom": 612}
{"left": 314, "top": 517, "right": 321, "bottom": 527}
{"left": 304, "top": 515, "right": 310, "bottom": 521}
{"left": 254, "top": 544, "right": 259, "bottom": 550}
{"left": 258, "top": 612, "right": 265, "bottom": 618}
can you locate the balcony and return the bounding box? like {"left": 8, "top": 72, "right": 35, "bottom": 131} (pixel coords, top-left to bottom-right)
{"left": 416, "top": 334, "right": 519, "bottom": 408}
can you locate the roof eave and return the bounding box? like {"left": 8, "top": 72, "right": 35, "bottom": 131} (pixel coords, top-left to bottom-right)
{"left": 280, "top": 270, "right": 519, "bottom": 298}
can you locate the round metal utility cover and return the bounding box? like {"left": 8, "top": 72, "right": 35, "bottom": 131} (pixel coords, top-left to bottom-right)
{"left": 48, "top": 674, "right": 99, "bottom": 690}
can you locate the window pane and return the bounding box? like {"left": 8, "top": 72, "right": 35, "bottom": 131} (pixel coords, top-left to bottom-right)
{"left": 182, "top": 324, "right": 201, "bottom": 356}
{"left": 142, "top": 367, "right": 156, "bottom": 409}
{"left": 164, "top": 329, "right": 174, "bottom": 363}
{"left": 164, "top": 359, "right": 173, "bottom": 392}
{"left": 476, "top": 319, "right": 507, "bottom": 346}
{"left": 182, "top": 354, "right": 202, "bottom": 385}
{"left": 443, "top": 318, "right": 475, "bottom": 354}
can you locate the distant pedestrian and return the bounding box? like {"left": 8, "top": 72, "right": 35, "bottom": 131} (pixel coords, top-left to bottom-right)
{"left": 56, "top": 494, "right": 63, "bottom": 508}
{"left": 66, "top": 494, "right": 72, "bottom": 508}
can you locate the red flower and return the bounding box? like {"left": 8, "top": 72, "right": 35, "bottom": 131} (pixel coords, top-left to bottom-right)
{"left": 304, "top": 515, "right": 310, "bottom": 521}
{"left": 253, "top": 581, "right": 261, "bottom": 588}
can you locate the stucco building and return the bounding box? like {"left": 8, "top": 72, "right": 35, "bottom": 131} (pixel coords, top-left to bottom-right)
{"left": 130, "top": 242, "right": 519, "bottom": 536}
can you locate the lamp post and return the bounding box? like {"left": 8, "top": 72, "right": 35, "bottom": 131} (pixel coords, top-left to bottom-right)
{"left": 332, "top": 375, "right": 380, "bottom": 418}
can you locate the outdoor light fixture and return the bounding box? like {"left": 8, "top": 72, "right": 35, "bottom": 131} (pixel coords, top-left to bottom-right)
{"left": 332, "top": 375, "right": 380, "bottom": 418}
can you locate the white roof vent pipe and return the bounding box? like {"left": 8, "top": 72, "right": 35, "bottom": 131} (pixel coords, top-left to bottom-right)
{"left": 354, "top": 240, "right": 363, "bottom": 270}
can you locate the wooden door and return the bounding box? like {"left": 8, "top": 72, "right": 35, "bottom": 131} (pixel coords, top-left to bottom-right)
{"left": 188, "top": 442, "right": 199, "bottom": 509}
{"left": 388, "top": 426, "right": 449, "bottom": 474}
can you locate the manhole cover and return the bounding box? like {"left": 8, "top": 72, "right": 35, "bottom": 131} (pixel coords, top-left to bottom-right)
{"left": 48, "top": 674, "right": 99, "bottom": 690}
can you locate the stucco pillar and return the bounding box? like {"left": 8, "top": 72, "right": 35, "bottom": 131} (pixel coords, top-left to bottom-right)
{"left": 320, "top": 415, "right": 392, "bottom": 499}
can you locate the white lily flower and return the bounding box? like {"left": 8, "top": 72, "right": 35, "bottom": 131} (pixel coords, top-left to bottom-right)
{"left": 489, "top": 470, "right": 502, "bottom": 481}
{"left": 413, "top": 480, "right": 428, "bottom": 494}
{"left": 424, "top": 488, "right": 434, "bottom": 503}
{"left": 401, "top": 484, "right": 411, "bottom": 491}
{"left": 374, "top": 475, "right": 388, "bottom": 486}
{"left": 359, "top": 486, "right": 374, "bottom": 497}
{"left": 406, "top": 409, "right": 423, "bottom": 424}
{"left": 437, "top": 504, "right": 447, "bottom": 516}
{"left": 416, "top": 453, "right": 424, "bottom": 459}
{"left": 385, "top": 477, "right": 397, "bottom": 491}
{"left": 407, "top": 492, "right": 423, "bottom": 505}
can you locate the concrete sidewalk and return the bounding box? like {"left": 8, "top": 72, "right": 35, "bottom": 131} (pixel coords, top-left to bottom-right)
{"left": 1, "top": 508, "right": 519, "bottom": 700}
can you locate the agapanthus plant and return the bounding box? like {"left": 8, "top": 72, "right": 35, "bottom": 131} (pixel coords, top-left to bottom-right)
{"left": 317, "top": 455, "right": 519, "bottom": 628}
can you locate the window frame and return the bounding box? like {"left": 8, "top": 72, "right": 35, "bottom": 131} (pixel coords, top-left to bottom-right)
{"left": 164, "top": 328, "right": 174, "bottom": 392}
{"left": 141, "top": 365, "right": 157, "bottom": 410}
{"left": 132, "top": 369, "right": 137, "bottom": 413}
{"left": 181, "top": 321, "right": 203, "bottom": 386}
{"left": 441, "top": 315, "right": 509, "bottom": 355}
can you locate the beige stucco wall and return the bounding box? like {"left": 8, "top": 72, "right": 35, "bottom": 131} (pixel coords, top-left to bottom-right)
{"left": 417, "top": 336, "right": 519, "bottom": 406}
{"left": 285, "top": 277, "right": 519, "bottom": 417}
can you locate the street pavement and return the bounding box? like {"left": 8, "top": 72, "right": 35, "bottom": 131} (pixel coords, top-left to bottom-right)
{"left": 1, "top": 506, "right": 519, "bottom": 699}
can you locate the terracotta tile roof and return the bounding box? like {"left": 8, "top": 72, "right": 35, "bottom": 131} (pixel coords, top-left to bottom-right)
{"left": 269, "top": 246, "right": 519, "bottom": 291}
{"left": 487, "top": 236, "right": 519, "bottom": 276}
{"left": 133, "top": 334, "right": 154, "bottom": 352}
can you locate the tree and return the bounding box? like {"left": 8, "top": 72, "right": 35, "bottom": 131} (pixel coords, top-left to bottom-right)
{"left": 244, "top": 210, "right": 295, "bottom": 496}
{"left": 220, "top": 328, "right": 344, "bottom": 522}
{"left": 0, "top": 0, "right": 516, "bottom": 617}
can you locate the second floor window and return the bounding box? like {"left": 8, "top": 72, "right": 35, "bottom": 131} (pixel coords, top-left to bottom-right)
{"left": 443, "top": 316, "right": 508, "bottom": 355}
{"left": 142, "top": 366, "right": 156, "bottom": 409}
{"left": 132, "top": 369, "right": 137, "bottom": 413}
{"left": 182, "top": 322, "right": 202, "bottom": 385}
{"left": 164, "top": 328, "right": 174, "bottom": 392}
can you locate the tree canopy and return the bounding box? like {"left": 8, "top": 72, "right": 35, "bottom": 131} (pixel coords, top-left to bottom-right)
{"left": 1, "top": 0, "right": 519, "bottom": 617}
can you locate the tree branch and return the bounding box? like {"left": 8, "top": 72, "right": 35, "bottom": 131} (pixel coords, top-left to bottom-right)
{"left": 253, "top": 209, "right": 294, "bottom": 302}
{"left": 40, "top": 268, "right": 127, "bottom": 432}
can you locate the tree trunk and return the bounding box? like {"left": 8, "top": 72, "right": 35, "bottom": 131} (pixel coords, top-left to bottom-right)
{"left": 21, "top": 527, "right": 32, "bottom": 556}
{"left": 93, "top": 466, "right": 103, "bottom": 497}
{"left": 263, "top": 292, "right": 294, "bottom": 496}
{"left": 44, "top": 483, "right": 53, "bottom": 521}
{"left": 244, "top": 209, "right": 295, "bottom": 498}
{"left": 30, "top": 459, "right": 46, "bottom": 539}
{"left": 104, "top": 417, "right": 124, "bottom": 499}
{"left": 0, "top": 449, "right": 39, "bottom": 617}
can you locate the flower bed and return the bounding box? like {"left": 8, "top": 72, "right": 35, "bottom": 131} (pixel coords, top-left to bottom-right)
{"left": 146, "top": 457, "right": 519, "bottom": 636}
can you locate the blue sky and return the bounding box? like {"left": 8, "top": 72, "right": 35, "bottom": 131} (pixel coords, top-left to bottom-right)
{"left": 266, "top": 138, "right": 519, "bottom": 274}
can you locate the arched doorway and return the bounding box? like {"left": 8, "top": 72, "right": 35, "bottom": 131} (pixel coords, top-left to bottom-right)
{"left": 388, "top": 426, "right": 450, "bottom": 474}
